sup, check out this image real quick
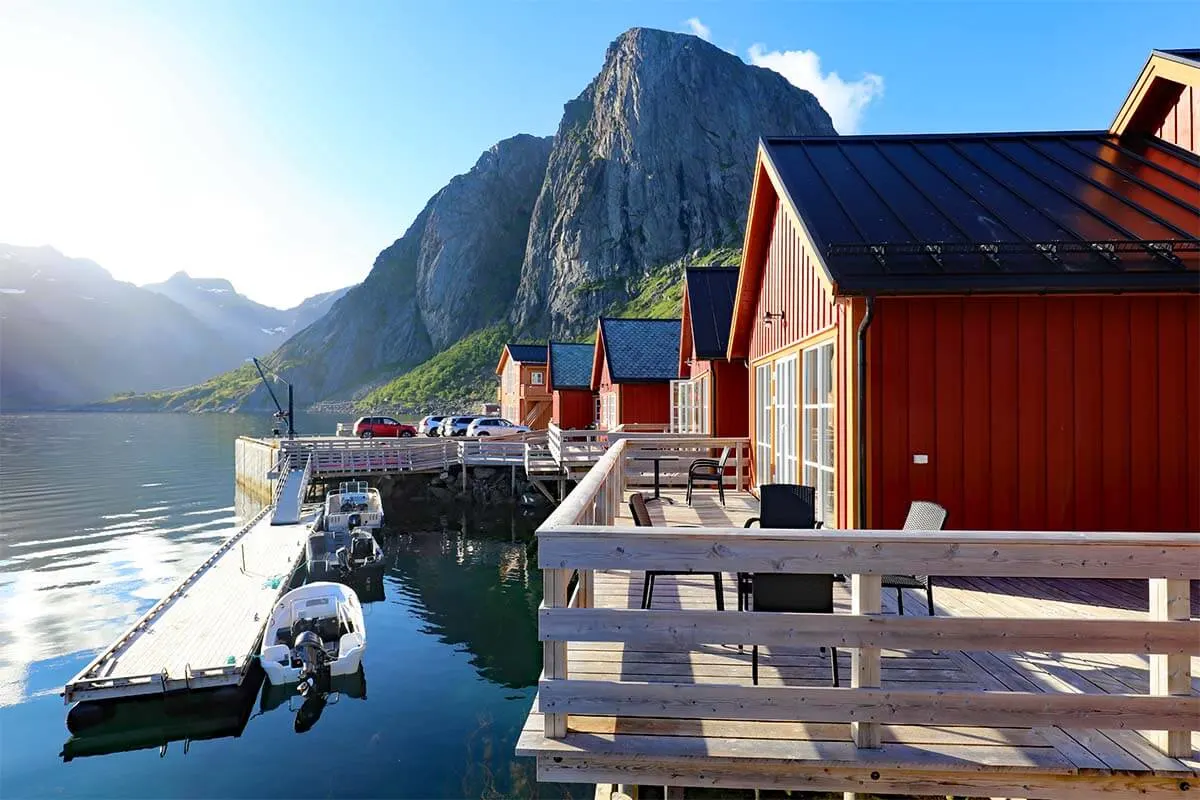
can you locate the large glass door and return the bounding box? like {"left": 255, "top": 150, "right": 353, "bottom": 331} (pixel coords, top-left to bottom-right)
{"left": 773, "top": 355, "right": 798, "bottom": 484}
{"left": 803, "top": 342, "right": 836, "bottom": 524}
{"left": 754, "top": 364, "right": 772, "bottom": 487}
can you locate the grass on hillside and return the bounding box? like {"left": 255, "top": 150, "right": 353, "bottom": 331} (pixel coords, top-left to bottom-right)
{"left": 611, "top": 246, "right": 742, "bottom": 320}
{"left": 358, "top": 323, "right": 510, "bottom": 412}
{"left": 101, "top": 363, "right": 265, "bottom": 411}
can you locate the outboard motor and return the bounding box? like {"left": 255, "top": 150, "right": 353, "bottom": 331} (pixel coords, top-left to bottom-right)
{"left": 350, "top": 532, "right": 374, "bottom": 562}
{"left": 291, "top": 630, "right": 328, "bottom": 698}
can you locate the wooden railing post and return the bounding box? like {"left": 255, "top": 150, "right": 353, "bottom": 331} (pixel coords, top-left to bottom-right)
{"left": 1150, "top": 577, "right": 1191, "bottom": 757}
{"left": 543, "top": 566, "right": 570, "bottom": 738}
{"left": 851, "top": 572, "right": 882, "bottom": 749}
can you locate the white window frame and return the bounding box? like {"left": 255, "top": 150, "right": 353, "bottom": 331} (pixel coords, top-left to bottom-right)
{"left": 803, "top": 342, "right": 836, "bottom": 524}
{"left": 754, "top": 363, "right": 772, "bottom": 488}
{"left": 669, "top": 377, "right": 710, "bottom": 434}
{"left": 600, "top": 392, "right": 617, "bottom": 430}
{"left": 531, "top": 370, "right": 545, "bottom": 386}
{"left": 773, "top": 355, "right": 799, "bottom": 485}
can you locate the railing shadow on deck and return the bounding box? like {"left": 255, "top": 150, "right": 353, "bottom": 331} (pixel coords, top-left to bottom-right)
{"left": 938, "top": 574, "right": 1200, "bottom": 616}
{"left": 534, "top": 436, "right": 1200, "bottom": 762}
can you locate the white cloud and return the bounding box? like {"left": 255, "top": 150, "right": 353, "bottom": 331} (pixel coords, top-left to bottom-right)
{"left": 747, "top": 44, "right": 883, "bottom": 134}
{"left": 684, "top": 17, "right": 711, "bottom": 42}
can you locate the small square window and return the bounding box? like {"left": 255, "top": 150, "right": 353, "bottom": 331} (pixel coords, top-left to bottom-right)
{"left": 531, "top": 371, "right": 545, "bottom": 385}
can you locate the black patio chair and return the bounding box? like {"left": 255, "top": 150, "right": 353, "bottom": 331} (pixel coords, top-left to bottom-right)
{"left": 882, "top": 501, "right": 948, "bottom": 616}
{"left": 749, "top": 572, "right": 839, "bottom": 687}
{"left": 739, "top": 484, "right": 822, "bottom": 611}
{"left": 686, "top": 446, "right": 732, "bottom": 506}
{"left": 629, "top": 492, "right": 724, "bottom": 611}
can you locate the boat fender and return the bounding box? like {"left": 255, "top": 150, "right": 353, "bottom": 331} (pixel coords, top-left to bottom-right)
{"left": 66, "top": 701, "right": 114, "bottom": 734}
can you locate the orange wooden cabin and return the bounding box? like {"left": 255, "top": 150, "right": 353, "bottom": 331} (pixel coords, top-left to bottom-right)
{"left": 728, "top": 50, "right": 1200, "bottom": 531}
{"left": 674, "top": 267, "right": 748, "bottom": 437}
{"left": 494, "top": 343, "right": 551, "bottom": 429}
{"left": 591, "top": 318, "right": 680, "bottom": 431}
{"left": 547, "top": 341, "right": 595, "bottom": 429}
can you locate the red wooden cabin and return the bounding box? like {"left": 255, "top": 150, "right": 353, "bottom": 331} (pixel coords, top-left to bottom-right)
{"left": 591, "top": 318, "right": 680, "bottom": 431}
{"left": 675, "top": 267, "right": 748, "bottom": 437}
{"left": 547, "top": 341, "right": 595, "bottom": 429}
{"left": 728, "top": 51, "right": 1199, "bottom": 531}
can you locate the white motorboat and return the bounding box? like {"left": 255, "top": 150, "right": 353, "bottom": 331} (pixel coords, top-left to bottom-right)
{"left": 260, "top": 582, "right": 366, "bottom": 693}
{"left": 306, "top": 522, "right": 385, "bottom": 582}
{"left": 323, "top": 481, "right": 384, "bottom": 532}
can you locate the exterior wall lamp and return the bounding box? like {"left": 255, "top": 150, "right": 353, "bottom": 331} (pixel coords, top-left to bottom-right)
{"left": 763, "top": 310, "right": 786, "bottom": 326}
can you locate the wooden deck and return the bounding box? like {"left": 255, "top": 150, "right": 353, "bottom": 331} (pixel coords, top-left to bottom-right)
{"left": 521, "top": 484, "right": 1200, "bottom": 798}
{"left": 64, "top": 507, "right": 313, "bottom": 704}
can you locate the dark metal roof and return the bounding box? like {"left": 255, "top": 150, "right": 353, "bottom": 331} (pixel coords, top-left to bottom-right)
{"left": 685, "top": 267, "right": 739, "bottom": 359}
{"left": 1158, "top": 48, "right": 1200, "bottom": 66}
{"left": 761, "top": 131, "right": 1200, "bottom": 294}
{"left": 503, "top": 343, "right": 547, "bottom": 364}
{"left": 599, "top": 318, "right": 681, "bottom": 383}
{"left": 548, "top": 342, "right": 593, "bottom": 390}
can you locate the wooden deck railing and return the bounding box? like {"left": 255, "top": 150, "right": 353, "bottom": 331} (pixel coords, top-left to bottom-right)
{"left": 536, "top": 439, "right": 1200, "bottom": 757}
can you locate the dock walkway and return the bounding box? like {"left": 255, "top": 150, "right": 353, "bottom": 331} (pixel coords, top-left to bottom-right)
{"left": 64, "top": 506, "right": 314, "bottom": 704}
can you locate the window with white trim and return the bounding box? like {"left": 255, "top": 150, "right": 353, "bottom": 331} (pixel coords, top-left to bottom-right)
{"left": 600, "top": 393, "right": 617, "bottom": 430}
{"left": 803, "top": 342, "right": 836, "bottom": 524}
{"left": 670, "top": 377, "right": 711, "bottom": 434}
{"left": 754, "top": 364, "right": 772, "bottom": 487}
{"left": 531, "top": 370, "right": 544, "bottom": 385}
{"left": 773, "top": 355, "right": 798, "bottom": 485}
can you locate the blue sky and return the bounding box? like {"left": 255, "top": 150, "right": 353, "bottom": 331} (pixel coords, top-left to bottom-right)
{"left": 0, "top": 1, "right": 1194, "bottom": 306}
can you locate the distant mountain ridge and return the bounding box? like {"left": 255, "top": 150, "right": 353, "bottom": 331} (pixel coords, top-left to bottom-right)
{"left": 0, "top": 245, "right": 351, "bottom": 408}
{"left": 142, "top": 271, "right": 351, "bottom": 356}
{"left": 99, "top": 27, "right": 837, "bottom": 412}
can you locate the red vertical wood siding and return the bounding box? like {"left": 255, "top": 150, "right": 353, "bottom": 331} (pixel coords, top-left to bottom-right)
{"left": 711, "top": 360, "right": 748, "bottom": 437}
{"left": 746, "top": 204, "right": 847, "bottom": 506}
{"left": 553, "top": 389, "right": 594, "bottom": 429}
{"left": 867, "top": 295, "right": 1200, "bottom": 532}
{"left": 1156, "top": 84, "right": 1200, "bottom": 156}
{"left": 688, "top": 358, "right": 712, "bottom": 378}
{"left": 619, "top": 383, "right": 671, "bottom": 426}
{"left": 748, "top": 206, "right": 841, "bottom": 361}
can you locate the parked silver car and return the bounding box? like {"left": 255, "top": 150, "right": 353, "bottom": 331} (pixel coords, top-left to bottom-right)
{"left": 466, "top": 417, "right": 530, "bottom": 437}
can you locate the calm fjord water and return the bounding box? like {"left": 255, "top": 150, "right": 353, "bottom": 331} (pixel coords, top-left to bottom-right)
{"left": 0, "top": 412, "right": 576, "bottom": 798}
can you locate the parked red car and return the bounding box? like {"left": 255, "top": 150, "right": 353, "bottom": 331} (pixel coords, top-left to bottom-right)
{"left": 353, "top": 416, "right": 417, "bottom": 438}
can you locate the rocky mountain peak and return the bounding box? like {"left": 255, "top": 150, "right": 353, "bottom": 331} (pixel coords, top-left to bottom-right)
{"left": 511, "top": 26, "right": 835, "bottom": 335}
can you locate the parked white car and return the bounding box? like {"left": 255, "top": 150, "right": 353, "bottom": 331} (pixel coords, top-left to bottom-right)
{"left": 439, "top": 415, "right": 484, "bottom": 437}
{"left": 466, "top": 418, "right": 530, "bottom": 437}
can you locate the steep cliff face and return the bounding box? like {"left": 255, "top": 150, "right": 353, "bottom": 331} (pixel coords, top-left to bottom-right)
{"left": 512, "top": 28, "right": 835, "bottom": 335}
{"left": 265, "top": 133, "right": 552, "bottom": 401}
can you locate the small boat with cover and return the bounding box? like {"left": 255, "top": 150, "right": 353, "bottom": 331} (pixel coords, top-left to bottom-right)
{"left": 306, "top": 513, "right": 384, "bottom": 581}
{"left": 260, "top": 582, "right": 366, "bottom": 696}
{"left": 323, "top": 481, "right": 383, "bottom": 532}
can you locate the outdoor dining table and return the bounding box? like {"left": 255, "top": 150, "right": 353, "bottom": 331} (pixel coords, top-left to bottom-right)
{"left": 628, "top": 454, "right": 679, "bottom": 503}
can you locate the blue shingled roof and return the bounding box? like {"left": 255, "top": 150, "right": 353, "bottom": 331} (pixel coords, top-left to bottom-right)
{"left": 504, "top": 343, "right": 547, "bottom": 364}
{"left": 548, "top": 342, "right": 593, "bottom": 390}
{"left": 599, "top": 318, "right": 681, "bottom": 383}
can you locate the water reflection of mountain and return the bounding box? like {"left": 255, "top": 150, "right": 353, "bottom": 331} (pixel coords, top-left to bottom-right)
{"left": 385, "top": 507, "right": 546, "bottom": 690}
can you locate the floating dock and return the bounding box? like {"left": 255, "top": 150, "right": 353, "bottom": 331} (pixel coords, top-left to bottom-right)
{"left": 64, "top": 506, "right": 315, "bottom": 705}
